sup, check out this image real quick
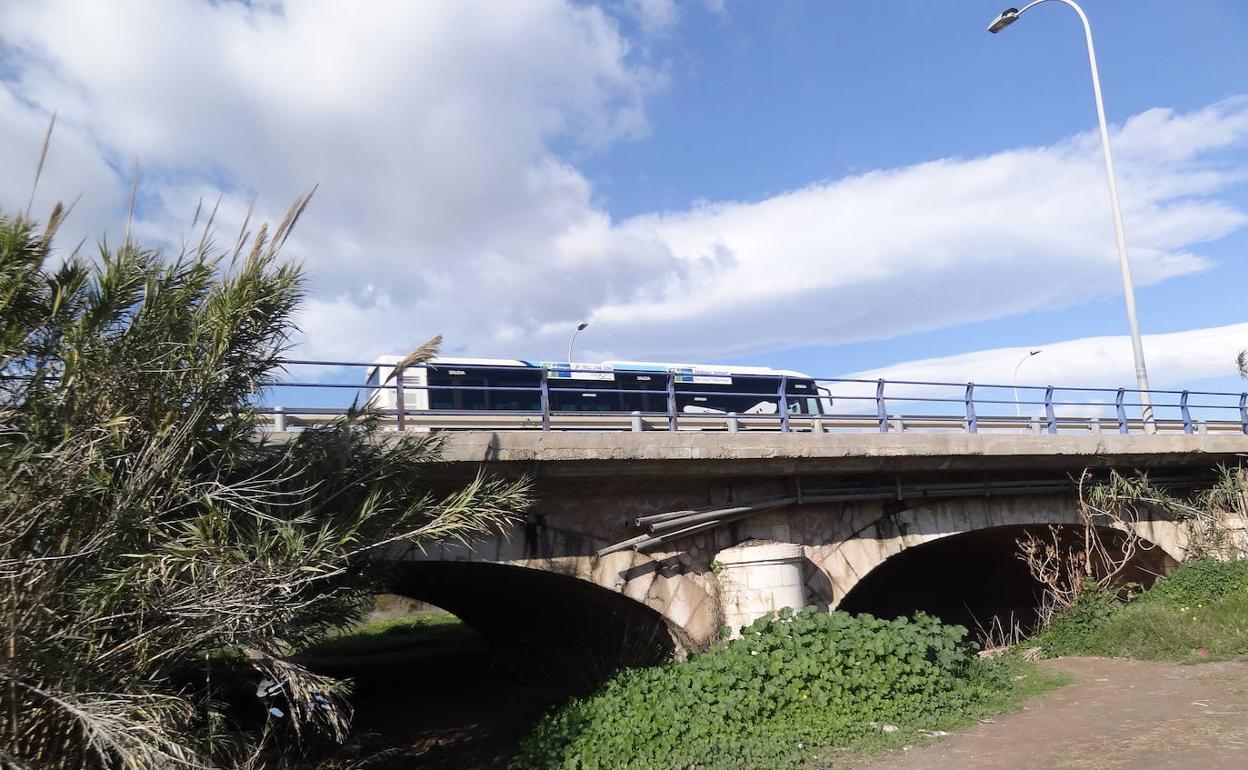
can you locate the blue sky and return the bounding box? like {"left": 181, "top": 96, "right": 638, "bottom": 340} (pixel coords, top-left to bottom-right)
{"left": 596, "top": 1, "right": 1248, "bottom": 216}
{"left": 1, "top": 0, "right": 1247, "bottom": 396}
{"left": 585, "top": 0, "right": 1248, "bottom": 378}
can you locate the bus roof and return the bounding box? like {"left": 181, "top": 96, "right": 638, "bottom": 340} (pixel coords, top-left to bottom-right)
{"left": 369, "top": 355, "right": 813, "bottom": 379}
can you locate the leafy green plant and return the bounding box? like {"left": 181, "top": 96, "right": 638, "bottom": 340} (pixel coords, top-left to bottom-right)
{"left": 510, "top": 607, "right": 1047, "bottom": 770}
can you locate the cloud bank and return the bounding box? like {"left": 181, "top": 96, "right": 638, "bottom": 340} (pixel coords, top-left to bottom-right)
{"left": 831, "top": 322, "right": 1248, "bottom": 420}
{"left": 1, "top": 1, "right": 1246, "bottom": 366}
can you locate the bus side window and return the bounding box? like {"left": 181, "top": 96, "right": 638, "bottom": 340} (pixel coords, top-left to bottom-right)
{"left": 616, "top": 372, "right": 666, "bottom": 413}
{"left": 428, "top": 366, "right": 542, "bottom": 411}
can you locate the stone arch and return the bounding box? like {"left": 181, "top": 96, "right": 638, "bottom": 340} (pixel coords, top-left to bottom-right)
{"left": 397, "top": 534, "right": 723, "bottom": 650}
{"left": 384, "top": 559, "right": 706, "bottom": 682}
{"left": 806, "top": 494, "right": 1187, "bottom": 610}
{"left": 835, "top": 522, "right": 1177, "bottom": 632}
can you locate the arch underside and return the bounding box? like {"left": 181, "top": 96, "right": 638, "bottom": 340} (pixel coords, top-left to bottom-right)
{"left": 384, "top": 561, "right": 678, "bottom": 686}
{"left": 833, "top": 523, "right": 1176, "bottom": 633}
{"left": 802, "top": 495, "right": 1187, "bottom": 609}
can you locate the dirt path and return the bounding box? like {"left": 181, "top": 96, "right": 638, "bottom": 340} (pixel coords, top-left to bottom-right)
{"left": 852, "top": 657, "right": 1248, "bottom": 770}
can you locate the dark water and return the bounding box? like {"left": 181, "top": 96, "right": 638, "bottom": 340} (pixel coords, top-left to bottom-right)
{"left": 306, "top": 648, "right": 568, "bottom": 769}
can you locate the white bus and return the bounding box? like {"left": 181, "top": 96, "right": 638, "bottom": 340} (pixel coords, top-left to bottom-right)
{"left": 366, "top": 357, "right": 830, "bottom": 416}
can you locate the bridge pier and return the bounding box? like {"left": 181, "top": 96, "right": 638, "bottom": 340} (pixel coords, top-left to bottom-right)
{"left": 714, "top": 541, "right": 807, "bottom": 637}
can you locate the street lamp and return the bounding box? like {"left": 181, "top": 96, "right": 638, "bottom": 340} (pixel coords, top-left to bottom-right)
{"left": 988, "top": 1, "right": 1155, "bottom": 432}
{"left": 567, "top": 321, "right": 589, "bottom": 363}
{"left": 1012, "top": 349, "right": 1042, "bottom": 418}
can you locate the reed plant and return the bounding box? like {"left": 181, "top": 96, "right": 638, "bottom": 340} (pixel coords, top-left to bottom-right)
{"left": 0, "top": 189, "right": 529, "bottom": 768}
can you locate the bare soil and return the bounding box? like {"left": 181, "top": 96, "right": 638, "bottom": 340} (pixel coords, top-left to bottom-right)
{"left": 850, "top": 657, "right": 1248, "bottom": 770}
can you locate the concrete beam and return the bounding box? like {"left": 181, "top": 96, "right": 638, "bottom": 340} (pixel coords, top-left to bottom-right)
{"left": 424, "top": 431, "right": 1248, "bottom": 478}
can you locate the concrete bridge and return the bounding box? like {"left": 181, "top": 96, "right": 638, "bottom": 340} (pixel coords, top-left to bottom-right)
{"left": 383, "top": 431, "right": 1248, "bottom": 668}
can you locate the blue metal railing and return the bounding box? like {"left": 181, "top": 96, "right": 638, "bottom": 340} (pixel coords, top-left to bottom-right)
{"left": 257, "top": 359, "right": 1248, "bottom": 436}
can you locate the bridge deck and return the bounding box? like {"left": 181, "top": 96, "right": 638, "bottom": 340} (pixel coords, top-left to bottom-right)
{"left": 422, "top": 431, "right": 1248, "bottom": 477}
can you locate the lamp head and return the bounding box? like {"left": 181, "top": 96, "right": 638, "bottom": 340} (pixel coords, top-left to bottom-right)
{"left": 988, "top": 7, "right": 1020, "bottom": 33}
{"left": 576, "top": 322, "right": 589, "bottom": 331}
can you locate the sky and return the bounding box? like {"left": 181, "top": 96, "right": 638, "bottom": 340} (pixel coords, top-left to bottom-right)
{"left": 2, "top": 0, "right": 1248, "bottom": 399}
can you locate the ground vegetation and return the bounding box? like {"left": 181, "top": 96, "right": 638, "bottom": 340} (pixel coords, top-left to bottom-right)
{"left": 511, "top": 608, "right": 1064, "bottom": 770}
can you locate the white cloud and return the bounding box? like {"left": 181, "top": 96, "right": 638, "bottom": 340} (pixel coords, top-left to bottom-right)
{"left": 848, "top": 322, "right": 1248, "bottom": 388}
{"left": 624, "top": 0, "right": 680, "bottom": 35}
{"left": 0, "top": 0, "right": 669, "bottom": 363}
{"left": 585, "top": 99, "right": 1248, "bottom": 360}
{"left": 1, "top": 2, "right": 1246, "bottom": 367}
{"left": 833, "top": 322, "right": 1248, "bottom": 422}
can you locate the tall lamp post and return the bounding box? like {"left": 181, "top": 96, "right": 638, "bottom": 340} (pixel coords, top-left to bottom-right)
{"left": 988, "top": 2, "right": 1155, "bottom": 432}
{"left": 1012, "top": 349, "right": 1043, "bottom": 418}
{"left": 567, "top": 321, "right": 589, "bottom": 363}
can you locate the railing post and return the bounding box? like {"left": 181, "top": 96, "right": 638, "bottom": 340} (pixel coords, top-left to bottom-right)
{"left": 1030, "top": 416, "right": 1043, "bottom": 434}
{"left": 876, "top": 379, "right": 888, "bottom": 433}
{"left": 666, "top": 372, "right": 677, "bottom": 432}
{"left": 273, "top": 406, "right": 287, "bottom": 433}
{"left": 1180, "top": 390, "right": 1193, "bottom": 435}
{"left": 1116, "top": 388, "right": 1129, "bottom": 434}
{"left": 1240, "top": 393, "right": 1247, "bottom": 435}
{"left": 964, "top": 382, "right": 977, "bottom": 434}
{"left": 1044, "top": 386, "right": 1056, "bottom": 434}
{"left": 1089, "top": 417, "right": 1101, "bottom": 434}
{"left": 778, "top": 375, "right": 789, "bottom": 433}
{"left": 630, "top": 410, "right": 643, "bottom": 432}
{"left": 540, "top": 368, "right": 551, "bottom": 431}
{"left": 394, "top": 369, "right": 406, "bottom": 432}
{"left": 727, "top": 412, "right": 739, "bottom": 433}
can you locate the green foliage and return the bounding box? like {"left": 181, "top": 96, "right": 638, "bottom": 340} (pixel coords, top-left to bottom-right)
{"left": 1033, "top": 559, "right": 1248, "bottom": 661}
{"left": 300, "top": 614, "right": 484, "bottom": 657}
{"left": 1070, "top": 594, "right": 1248, "bottom": 661}
{"left": 0, "top": 203, "right": 530, "bottom": 769}
{"left": 1031, "top": 585, "right": 1124, "bottom": 657}
{"left": 510, "top": 607, "right": 1041, "bottom": 770}
{"left": 1139, "top": 557, "right": 1248, "bottom": 609}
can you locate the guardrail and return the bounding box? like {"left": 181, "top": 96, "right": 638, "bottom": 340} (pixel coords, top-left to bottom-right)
{"left": 257, "top": 360, "right": 1248, "bottom": 436}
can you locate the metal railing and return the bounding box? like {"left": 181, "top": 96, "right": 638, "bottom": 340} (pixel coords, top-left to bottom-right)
{"left": 258, "top": 359, "right": 1248, "bottom": 436}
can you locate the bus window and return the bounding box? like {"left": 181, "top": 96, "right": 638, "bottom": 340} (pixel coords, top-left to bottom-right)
{"left": 674, "top": 376, "right": 823, "bottom": 415}
{"left": 549, "top": 373, "right": 618, "bottom": 412}
{"left": 675, "top": 375, "right": 779, "bottom": 415}
{"left": 485, "top": 368, "right": 542, "bottom": 411}
{"left": 427, "top": 366, "right": 541, "bottom": 411}
{"left": 614, "top": 371, "right": 668, "bottom": 413}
